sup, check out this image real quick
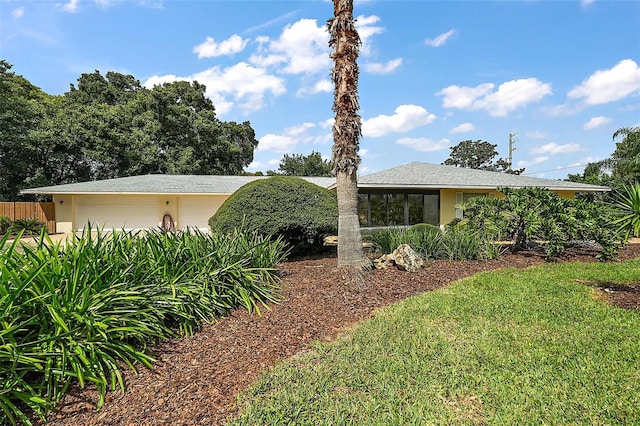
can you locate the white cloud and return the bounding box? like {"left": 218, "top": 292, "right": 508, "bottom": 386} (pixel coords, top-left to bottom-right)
{"left": 244, "top": 10, "right": 300, "bottom": 34}
{"left": 296, "top": 79, "right": 332, "bottom": 97}
{"left": 530, "top": 143, "right": 582, "bottom": 155}
{"left": 396, "top": 137, "right": 450, "bottom": 152}
{"left": 320, "top": 118, "right": 334, "bottom": 129}
{"left": 581, "top": 0, "right": 596, "bottom": 8}
{"left": 257, "top": 134, "right": 298, "bottom": 154}
{"left": 61, "top": 0, "right": 80, "bottom": 12}
{"left": 450, "top": 122, "right": 475, "bottom": 134}
{"left": 517, "top": 156, "right": 549, "bottom": 168}
{"left": 583, "top": 116, "right": 612, "bottom": 130}
{"left": 568, "top": 59, "right": 640, "bottom": 105}
{"left": 364, "top": 58, "right": 402, "bottom": 75}
{"left": 246, "top": 161, "right": 264, "bottom": 170}
{"left": 437, "top": 83, "right": 494, "bottom": 109}
{"left": 424, "top": 29, "right": 456, "bottom": 48}
{"left": 12, "top": 7, "right": 25, "bottom": 18}
{"left": 525, "top": 130, "right": 547, "bottom": 139}
{"left": 355, "top": 15, "right": 385, "bottom": 56}
{"left": 257, "top": 122, "right": 316, "bottom": 153}
{"left": 193, "top": 35, "right": 248, "bottom": 59}
{"left": 249, "top": 18, "right": 329, "bottom": 75}
{"left": 362, "top": 104, "right": 437, "bottom": 137}
{"left": 144, "top": 62, "right": 286, "bottom": 115}
{"left": 437, "top": 78, "right": 552, "bottom": 117}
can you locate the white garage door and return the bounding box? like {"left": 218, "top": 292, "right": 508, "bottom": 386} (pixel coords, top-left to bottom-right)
{"left": 178, "top": 196, "right": 226, "bottom": 231}
{"left": 76, "top": 195, "right": 160, "bottom": 231}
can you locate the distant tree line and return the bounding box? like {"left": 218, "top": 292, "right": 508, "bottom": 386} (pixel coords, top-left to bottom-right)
{"left": 567, "top": 126, "right": 640, "bottom": 192}
{"left": 0, "top": 61, "right": 258, "bottom": 200}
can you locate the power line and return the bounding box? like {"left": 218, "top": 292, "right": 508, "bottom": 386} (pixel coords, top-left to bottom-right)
{"left": 522, "top": 163, "right": 589, "bottom": 176}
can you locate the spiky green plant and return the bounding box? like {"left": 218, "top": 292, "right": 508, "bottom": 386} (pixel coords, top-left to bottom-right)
{"left": 611, "top": 182, "right": 640, "bottom": 240}
{"left": 0, "top": 226, "right": 287, "bottom": 425}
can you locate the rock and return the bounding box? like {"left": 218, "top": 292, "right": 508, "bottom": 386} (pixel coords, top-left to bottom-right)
{"left": 373, "top": 253, "right": 395, "bottom": 270}
{"left": 392, "top": 244, "right": 425, "bottom": 272}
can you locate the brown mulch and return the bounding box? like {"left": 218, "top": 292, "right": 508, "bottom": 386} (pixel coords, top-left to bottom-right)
{"left": 39, "top": 245, "right": 640, "bottom": 426}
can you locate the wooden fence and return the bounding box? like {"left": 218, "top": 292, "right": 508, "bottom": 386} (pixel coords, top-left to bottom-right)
{"left": 0, "top": 202, "right": 56, "bottom": 234}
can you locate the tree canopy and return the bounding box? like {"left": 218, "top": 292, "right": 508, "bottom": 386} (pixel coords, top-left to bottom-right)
{"left": 567, "top": 126, "right": 640, "bottom": 190}
{"left": 442, "top": 140, "right": 524, "bottom": 174}
{"left": 270, "top": 151, "right": 333, "bottom": 177}
{"left": 0, "top": 64, "right": 258, "bottom": 200}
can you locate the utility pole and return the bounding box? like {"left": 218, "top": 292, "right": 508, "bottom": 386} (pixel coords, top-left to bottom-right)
{"left": 508, "top": 132, "right": 517, "bottom": 172}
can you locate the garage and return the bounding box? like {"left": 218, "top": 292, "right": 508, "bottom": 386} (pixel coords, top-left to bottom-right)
{"left": 75, "top": 194, "right": 161, "bottom": 231}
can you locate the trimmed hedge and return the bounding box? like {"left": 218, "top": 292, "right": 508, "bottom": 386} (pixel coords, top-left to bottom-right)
{"left": 209, "top": 176, "right": 338, "bottom": 254}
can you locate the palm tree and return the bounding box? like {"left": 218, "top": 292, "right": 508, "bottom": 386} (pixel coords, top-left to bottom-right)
{"left": 328, "top": 0, "right": 364, "bottom": 268}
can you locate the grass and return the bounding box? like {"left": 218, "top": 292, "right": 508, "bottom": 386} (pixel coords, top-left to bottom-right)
{"left": 232, "top": 260, "right": 640, "bottom": 425}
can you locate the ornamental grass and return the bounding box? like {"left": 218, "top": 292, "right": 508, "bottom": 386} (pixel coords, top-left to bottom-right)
{"left": 0, "top": 227, "right": 287, "bottom": 425}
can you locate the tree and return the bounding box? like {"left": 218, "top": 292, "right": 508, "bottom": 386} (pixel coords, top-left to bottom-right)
{"left": 0, "top": 61, "right": 44, "bottom": 200}
{"left": 1, "top": 69, "right": 260, "bottom": 198}
{"left": 276, "top": 151, "right": 333, "bottom": 176}
{"left": 328, "top": 0, "right": 365, "bottom": 268}
{"left": 443, "top": 140, "right": 524, "bottom": 174}
{"left": 609, "top": 126, "right": 640, "bottom": 185}
{"left": 567, "top": 126, "right": 640, "bottom": 190}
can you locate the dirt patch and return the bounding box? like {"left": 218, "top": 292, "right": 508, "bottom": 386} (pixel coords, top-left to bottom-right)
{"left": 37, "top": 245, "right": 640, "bottom": 426}
{"left": 589, "top": 282, "right": 640, "bottom": 311}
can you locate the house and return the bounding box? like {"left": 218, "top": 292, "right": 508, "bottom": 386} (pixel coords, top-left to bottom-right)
{"left": 21, "top": 162, "right": 609, "bottom": 233}
{"left": 20, "top": 175, "right": 334, "bottom": 233}
{"left": 350, "top": 162, "right": 609, "bottom": 227}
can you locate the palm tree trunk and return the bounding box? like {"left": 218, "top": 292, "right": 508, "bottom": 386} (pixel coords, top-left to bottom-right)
{"left": 329, "top": 0, "right": 364, "bottom": 268}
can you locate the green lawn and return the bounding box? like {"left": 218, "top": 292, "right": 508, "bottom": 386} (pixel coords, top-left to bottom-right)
{"left": 231, "top": 260, "right": 640, "bottom": 425}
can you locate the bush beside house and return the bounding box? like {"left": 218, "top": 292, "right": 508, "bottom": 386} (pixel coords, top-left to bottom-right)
{"left": 209, "top": 176, "right": 338, "bottom": 255}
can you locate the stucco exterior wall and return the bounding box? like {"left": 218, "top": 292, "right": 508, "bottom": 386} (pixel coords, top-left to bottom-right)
{"left": 439, "top": 189, "right": 499, "bottom": 225}
{"left": 439, "top": 188, "right": 577, "bottom": 225}
{"left": 52, "top": 195, "right": 74, "bottom": 234}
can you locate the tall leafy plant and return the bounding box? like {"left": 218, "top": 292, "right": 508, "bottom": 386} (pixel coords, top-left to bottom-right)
{"left": 611, "top": 182, "right": 640, "bottom": 240}
{"left": 0, "top": 227, "right": 287, "bottom": 425}
{"left": 462, "top": 187, "right": 621, "bottom": 260}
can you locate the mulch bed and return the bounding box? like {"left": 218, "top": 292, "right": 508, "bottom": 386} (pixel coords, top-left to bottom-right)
{"left": 38, "top": 245, "right": 640, "bottom": 426}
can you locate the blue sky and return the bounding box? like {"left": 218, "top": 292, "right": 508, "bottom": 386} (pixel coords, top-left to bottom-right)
{"left": 2, "top": 0, "right": 639, "bottom": 179}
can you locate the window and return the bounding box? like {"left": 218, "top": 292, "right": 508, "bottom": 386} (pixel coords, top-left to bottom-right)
{"left": 358, "top": 190, "right": 440, "bottom": 227}
{"left": 455, "top": 192, "right": 487, "bottom": 219}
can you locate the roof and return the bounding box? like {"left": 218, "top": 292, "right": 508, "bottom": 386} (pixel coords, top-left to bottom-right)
{"left": 21, "top": 175, "right": 336, "bottom": 195}
{"left": 20, "top": 162, "right": 610, "bottom": 195}
{"left": 352, "top": 162, "right": 610, "bottom": 192}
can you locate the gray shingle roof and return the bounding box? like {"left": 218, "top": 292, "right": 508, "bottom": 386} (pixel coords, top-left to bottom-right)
{"left": 21, "top": 162, "right": 610, "bottom": 195}
{"left": 355, "top": 162, "right": 610, "bottom": 192}
{"left": 21, "top": 175, "right": 336, "bottom": 195}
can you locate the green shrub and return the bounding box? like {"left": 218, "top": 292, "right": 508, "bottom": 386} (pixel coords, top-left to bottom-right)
{"left": 369, "top": 223, "right": 491, "bottom": 261}
{"left": 441, "top": 223, "right": 483, "bottom": 260}
{"left": 369, "top": 227, "right": 407, "bottom": 254}
{"left": 462, "top": 187, "right": 622, "bottom": 260}
{"left": 9, "top": 217, "right": 45, "bottom": 236}
{"left": 0, "top": 216, "right": 10, "bottom": 234}
{"left": 611, "top": 182, "right": 640, "bottom": 240}
{"left": 209, "top": 176, "right": 338, "bottom": 255}
{"left": 0, "top": 226, "right": 286, "bottom": 425}
{"left": 408, "top": 223, "right": 445, "bottom": 259}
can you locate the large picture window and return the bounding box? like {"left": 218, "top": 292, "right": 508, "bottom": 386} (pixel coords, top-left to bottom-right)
{"left": 358, "top": 190, "right": 440, "bottom": 227}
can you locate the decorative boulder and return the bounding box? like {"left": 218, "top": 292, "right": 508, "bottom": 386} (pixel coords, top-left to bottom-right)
{"left": 373, "top": 253, "right": 396, "bottom": 270}
{"left": 392, "top": 244, "right": 425, "bottom": 272}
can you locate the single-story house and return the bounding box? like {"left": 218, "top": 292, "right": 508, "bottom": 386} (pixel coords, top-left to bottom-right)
{"left": 21, "top": 162, "right": 609, "bottom": 233}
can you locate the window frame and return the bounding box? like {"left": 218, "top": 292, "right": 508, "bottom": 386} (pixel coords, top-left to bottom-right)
{"left": 358, "top": 189, "right": 440, "bottom": 227}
